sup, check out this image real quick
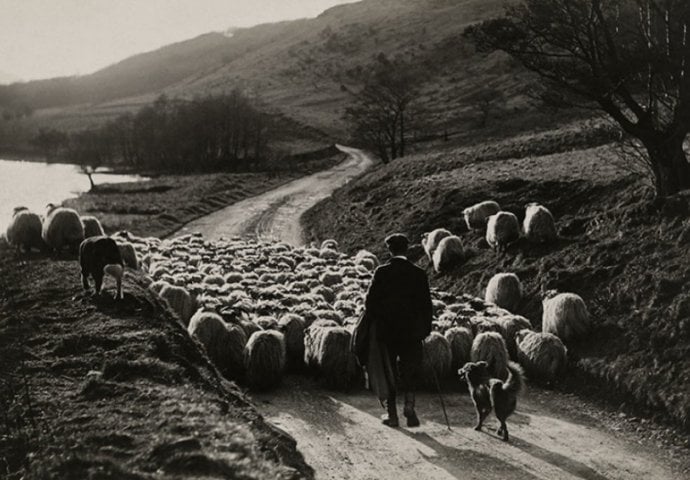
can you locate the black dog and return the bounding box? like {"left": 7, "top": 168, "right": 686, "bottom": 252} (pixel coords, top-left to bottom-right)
{"left": 458, "top": 361, "right": 492, "bottom": 431}
{"left": 79, "top": 236, "right": 124, "bottom": 299}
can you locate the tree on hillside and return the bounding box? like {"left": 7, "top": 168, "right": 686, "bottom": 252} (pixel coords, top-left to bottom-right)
{"left": 68, "top": 128, "right": 114, "bottom": 190}
{"left": 346, "top": 55, "right": 423, "bottom": 162}
{"left": 468, "top": 0, "right": 690, "bottom": 197}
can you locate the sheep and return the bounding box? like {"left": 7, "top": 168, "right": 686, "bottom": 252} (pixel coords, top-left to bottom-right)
{"left": 320, "top": 271, "right": 343, "bottom": 288}
{"left": 81, "top": 216, "right": 105, "bottom": 238}
{"left": 471, "top": 332, "right": 509, "bottom": 380}
{"left": 421, "top": 228, "right": 452, "bottom": 261}
{"left": 523, "top": 203, "right": 557, "bottom": 243}
{"left": 188, "top": 311, "right": 247, "bottom": 380}
{"left": 5, "top": 207, "right": 43, "bottom": 253}
{"left": 243, "top": 330, "right": 286, "bottom": 391}
{"left": 463, "top": 200, "right": 501, "bottom": 231}
{"left": 149, "top": 280, "right": 170, "bottom": 294}
{"left": 42, "top": 204, "right": 85, "bottom": 253}
{"left": 493, "top": 315, "right": 533, "bottom": 360}
{"left": 486, "top": 211, "right": 520, "bottom": 251}
{"left": 432, "top": 235, "right": 464, "bottom": 273}
{"left": 354, "top": 249, "right": 379, "bottom": 271}
{"left": 278, "top": 313, "right": 306, "bottom": 370}
{"left": 445, "top": 327, "right": 473, "bottom": 371}
{"left": 316, "top": 326, "right": 361, "bottom": 389}
{"left": 420, "top": 332, "right": 453, "bottom": 386}
{"left": 79, "top": 236, "right": 124, "bottom": 300}
{"left": 117, "top": 242, "right": 139, "bottom": 270}
{"left": 542, "top": 292, "right": 590, "bottom": 342}
{"left": 159, "top": 285, "right": 194, "bottom": 325}
{"left": 321, "top": 239, "right": 339, "bottom": 251}
{"left": 485, "top": 273, "right": 522, "bottom": 312}
{"left": 255, "top": 315, "right": 279, "bottom": 331}
{"left": 304, "top": 319, "right": 339, "bottom": 368}
{"left": 516, "top": 329, "right": 567, "bottom": 382}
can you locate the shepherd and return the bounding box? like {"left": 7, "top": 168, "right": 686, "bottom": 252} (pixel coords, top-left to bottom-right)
{"left": 364, "top": 233, "right": 433, "bottom": 427}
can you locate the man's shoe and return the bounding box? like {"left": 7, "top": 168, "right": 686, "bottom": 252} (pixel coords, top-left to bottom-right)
{"left": 381, "top": 414, "right": 400, "bottom": 427}
{"left": 403, "top": 393, "right": 420, "bottom": 427}
{"left": 404, "top": 410, "right": 420, "bottom": 427}
{"left": 382, "top": 394, "right": 399, "bottom": 427}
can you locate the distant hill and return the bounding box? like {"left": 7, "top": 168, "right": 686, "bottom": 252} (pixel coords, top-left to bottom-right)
{"left": 0, "top": 70, "right": 20, "bottom": 85}
{"left": 0, "top": 0, "right": 562, "bottom": 146}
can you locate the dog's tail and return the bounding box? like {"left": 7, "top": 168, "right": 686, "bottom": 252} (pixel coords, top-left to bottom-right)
{"left": 503, "top": 361, "right": 524, "bottom": 395}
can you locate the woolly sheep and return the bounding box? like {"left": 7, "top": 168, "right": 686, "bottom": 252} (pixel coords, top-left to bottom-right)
{"left": 321, "top": 239, "right": 339, "bottom": 250}
{"left": 304, "top": 319, "right": 339, "bottom": 368}
{"left": 486, "top": 211, "right": 520, "bottom": 251}
{"left": 422, "top": 228, "right": 451, "bottom": 261}
{"left": 432, "top": 235, "right": 464, "bottom": 273}
{"left": 493, "top": 314, "right": 533, "bottom": 360}
{"left": 445, "top": 327, "right": 473, "bottom": 370}
{"left": 117, "top": 242, "right": 139, "bottom": 269}
{"left": 244, "top": 330, "right": 286, "bottom": 391}
{"left": 6, "top": 207, "right": 43, "bottom": 253}
{"left": 159, "top": 285, "right": 194, "bottom": 325}
{"left": 485, "top": 273, "right": 522, "bottom": 312}
{"left": 188, "top": 311, "right": 246, "bottom": 379}
{"left": 542, "top": 292, "right": 590, "bottom": 342}
{"left": 149, "top": 280, "right": 170, "bottom": 294}
{"left": 471, "top": 332, "right": 509, "bottom": 380}
{"left": 81, "top": 216, "right": 105, "bottom": 238}
{"left": 278, "top": 313, "right": 306, "bottom": 370}
{"left": 320, "top": 271, "right": 343, "bottom": 288}
{"left": 255, "top": 315, "right": 279, "bottom": 330}
{"left": 420, "top": 332, "right": 453, "bottom": 385}
{"left": 316, "top": 326, "right": 361, "bottom": 389}
{"left": 516, "top": 329, "right": 567, "bottom": 382}
{"left": 463, "top": 200, "right": 501, "bottom": 231}
{"left": 354, "top": 250, "right": 379, "bottom": 271}
{"left": 523, "top": 203, "right": 557, "bottom": 243}
{"left": 42, "top": 204, "right": 85, "bottom": 252}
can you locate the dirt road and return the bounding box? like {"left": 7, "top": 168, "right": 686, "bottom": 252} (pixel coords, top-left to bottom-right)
{"left": 175, "top": 145, "right": 373, "bottom": 244}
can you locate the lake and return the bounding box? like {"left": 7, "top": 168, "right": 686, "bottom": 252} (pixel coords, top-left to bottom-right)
{"left": 0, "top": 159, "right": 146, "bottom": 232}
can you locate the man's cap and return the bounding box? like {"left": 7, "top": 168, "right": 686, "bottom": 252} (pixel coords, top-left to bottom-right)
{"left": 385, "top": 233, "right": 409, "bottom": 251}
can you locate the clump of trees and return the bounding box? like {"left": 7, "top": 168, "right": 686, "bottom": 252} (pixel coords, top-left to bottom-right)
{"left": 468, "top": 0, "right": 690, "bottom": 198}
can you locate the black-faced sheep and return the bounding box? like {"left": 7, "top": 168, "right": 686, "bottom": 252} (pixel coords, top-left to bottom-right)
{"left": 42, "top": 204, "right": 85, "bottom": 252}
{"left": 516, "top": 329, "right": 567, "bottom": 382}
{"left": 79, "top": 236, "right": 124, "bottom": 300}
{"left": 188, "top": 311, "right": 247, "bottom": 380}
{"left": 463, "top": 200, "right": 500, "bottom": 231}
{"left": 485, "top": 273, "right": 522, "bottom": 313}
{"left": 471, "top": 332, "right": 509, "bottom": 380}
{"left": 486, "top": 211, "right": 520, "bottom": 251}
{"left": 432, "top": 235, "right": 464, "bottom": 273}
{"left": 420, "top": 332, "right": 453, "bottom": 386}
{"left": 244, "top": 330, "right": 286, "bottom": 391}
{"left": 542, "top": 292, "right": 590, "bottom": 342}
{"left": 6, "top": 207, "right": 43, "bottom": 253}
{"left": 523, "top": 203, "right": 557, "bottom": 243}
{"left": 81, "top": 216, "right": 105, "bottom": 238}
{"left": 422, "top": 228, "right": 452, "bottom": 261}
{"left": 445, "top": 327, "right": 473, "bottom": 371}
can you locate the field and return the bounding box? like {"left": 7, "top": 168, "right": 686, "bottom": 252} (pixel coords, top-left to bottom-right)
{"left": 302, "top": 130, "right": 690, "bottom": 432}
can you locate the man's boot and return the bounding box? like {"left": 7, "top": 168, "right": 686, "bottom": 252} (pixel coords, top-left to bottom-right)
{"left": 382, "top": 394, "right": 399, "bottom": 427}
{"left": 403, "top": 392, "right": 420, "bottom": 427}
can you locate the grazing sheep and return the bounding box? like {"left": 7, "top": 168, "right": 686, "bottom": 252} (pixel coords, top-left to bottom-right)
{"left": 159, "top": 285, "right": 194, "bottom": 325}
{"left": 42, "top": 204, "right": 85, "bottom": 252}
{"left": 6, "top": 207, "right": 43, "bottom": 253}
{"left": 486, "top": 211, "right": 520, "bottom": 251}
{"left": 542, "top": 292, "right": 590, "bottom": 341}
{"left": 485, "top": 273, "right": 522, "bottom": 312}
{"left": 244, "top": 330, "right": 286, "bottom": 391}
{"left": 420, "top": 332, "right": 453, "bottom": 385}
{"left": 279, "top": 314, "right": 306, "bottom": 370}
{"left": 354, "top": 250, "right": 378, "bottom": 271}
{"left": 188, "top": 311, "right": 247, "bottom": 379}
{"left": 321, "top": 239, "right": 339, "bottom": 250}
{"left": 471, "top": 332, "right": 509, "bottom": 380}
{"left": 493, "top": 315, "right": 533, "bottom": 360}
{"left": 422, "top": 228, "right": 452, "bottom": 261}
{"left": 463, "top": 200, "right": 501, "bottom": 231}
{"left": 79, "top": 236, "right": 124, "bottom": 300}
{"left": 432, "top": 235, "right": 464, "bottom": 273}
{"left": 516, "top": 329, "right": 567, "bottom": 382}
{"left": 81, "top": 216, "right": 105, "bottom": 238}
{"left": 117, "top": 242, "right": 139, "bottom": 270}
{"left": 445, "top": 327, "right": 473, "bottom": 370}
{"left": 523, "top": 203, "right": 557, "bottom": 243}
{"left": 316, "top": 326, "right": 361, "bottom": 389}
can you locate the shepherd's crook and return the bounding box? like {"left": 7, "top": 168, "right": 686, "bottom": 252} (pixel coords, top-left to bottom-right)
{"left": 424, "top": 348, "right": 452, "bottom": 430}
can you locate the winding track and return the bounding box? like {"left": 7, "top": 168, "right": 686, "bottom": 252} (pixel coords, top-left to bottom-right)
{"left": 176, "top": 146, "right": 680, "bottom": 479}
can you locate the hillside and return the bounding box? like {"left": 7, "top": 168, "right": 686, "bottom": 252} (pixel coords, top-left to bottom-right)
{"left": 0, "top": 0, "right": 565, "bottom": 149}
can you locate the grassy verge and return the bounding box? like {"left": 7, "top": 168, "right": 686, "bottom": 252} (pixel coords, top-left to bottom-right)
{"left": 0, "top": 243, "right": 313, "bottom": 479}
{"left": 302, "top": 131, "right": 690, "bottom": 434}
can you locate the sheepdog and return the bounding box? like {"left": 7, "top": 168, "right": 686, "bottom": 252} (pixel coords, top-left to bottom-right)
{"left": 489, "top": 362, "right": 524, "bottom": 441}
{"left": 458, "top": 361, "right": 492, "bottom": 432}
{"left": 79, "top": 236, "right": 124, "bottom": 300}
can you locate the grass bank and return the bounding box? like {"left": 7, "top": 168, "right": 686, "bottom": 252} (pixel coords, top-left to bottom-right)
{"left": 302, "top": 130, "right": 690, "bottom": 435}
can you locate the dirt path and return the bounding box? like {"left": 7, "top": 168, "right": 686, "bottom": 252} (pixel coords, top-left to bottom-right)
{"left": 175, "top": 145, "right": 373, "bottom": 244}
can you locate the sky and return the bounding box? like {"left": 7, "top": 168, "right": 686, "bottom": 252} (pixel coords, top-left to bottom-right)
{"left": 0, "top": 0, "right": 357, "bottom": 82}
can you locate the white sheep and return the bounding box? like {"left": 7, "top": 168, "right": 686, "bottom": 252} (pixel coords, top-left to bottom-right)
{"left": 542, "top": 292, "right": 590, "bottom": 342}
{"left": 470, "top": 331, "right": 509, "bottom": 380}
{"left": 524, "top": 203, "right": 557, "bottom": 243}
{"left": 159, "top": 285, "right": 194, "bottom": 325}
{"left": 463, "top": 200, "right": 500, "bottom": 231}
{"left": 486, "top": 211, "right": 519, "bottom": 251}
{"left": 354, "top": 250, "right": 378, "bottom": 271}
{"left": 42, "top": 204, "right": 85, "bottom": 252}
{"left": 516, "top": 329, "right": 567, "bottom": 382}
{"left": 81, "top": 216, "right": 105, "bottom": 238}
{"left": 422, "top": 228, "right": 452, "bottom": 261}
{"left": 432, "top": 235, "right": 464, "bottom": 273}
{"left": 117, "top": 242, "right": 139, "bottom": 270}
{"left": 6, "top": 207, "right": 43, "bottom": 253}
{"left": 485, "top": 273, "right": 522, "bottom": 312}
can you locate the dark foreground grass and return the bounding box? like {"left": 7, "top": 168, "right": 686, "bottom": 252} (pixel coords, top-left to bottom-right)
{"left": 303, "top": 132, "right": 690, "bottom": 436}
{"left": 0, "top": 243, "right": 313, "bottom": 479}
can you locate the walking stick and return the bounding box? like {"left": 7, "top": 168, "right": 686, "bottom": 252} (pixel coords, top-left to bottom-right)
{"left": 423, "top": 348, "right": 452, "bottom": 431}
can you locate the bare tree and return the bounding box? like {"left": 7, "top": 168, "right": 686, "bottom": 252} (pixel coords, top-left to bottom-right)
{"left": 468, "top": 0, "right": 690, "bottom": 197}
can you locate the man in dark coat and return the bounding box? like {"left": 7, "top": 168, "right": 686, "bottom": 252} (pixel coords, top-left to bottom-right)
{"left": 365, "top": 233, "right": 433, "bottom": 427}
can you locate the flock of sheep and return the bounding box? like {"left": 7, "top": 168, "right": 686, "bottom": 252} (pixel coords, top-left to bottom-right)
{"left": 4, "top": 200, "right": 590, "bottom": 392}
